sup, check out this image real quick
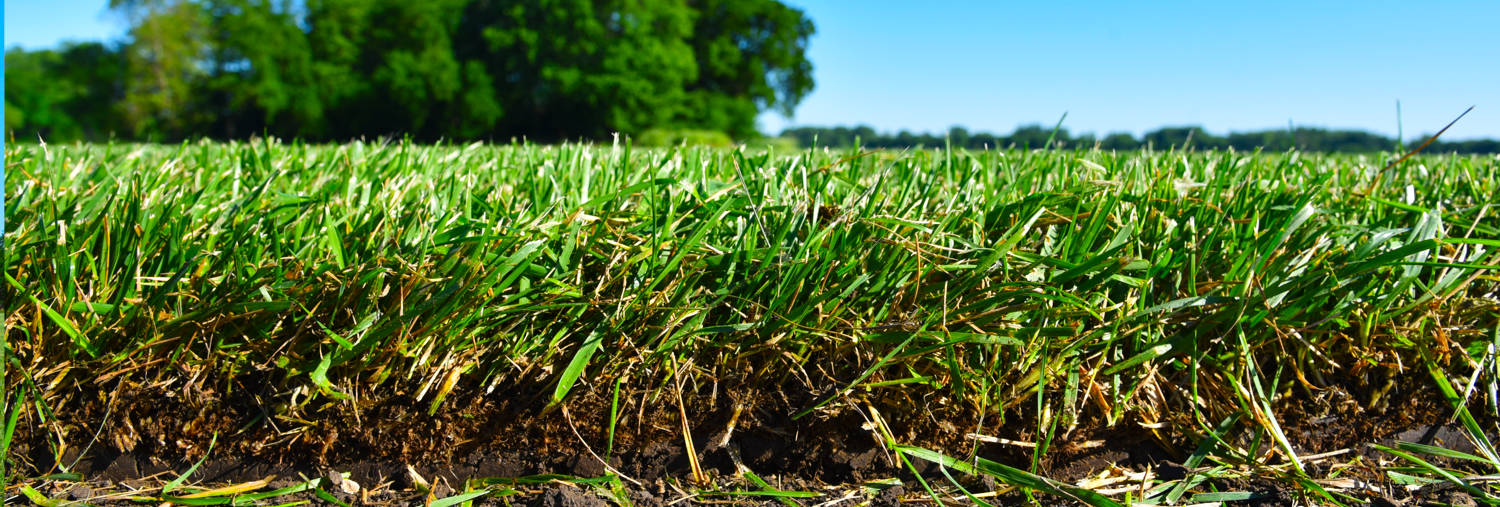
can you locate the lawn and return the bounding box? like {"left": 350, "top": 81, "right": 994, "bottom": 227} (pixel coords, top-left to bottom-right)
{"left": 4, "top": 140, "right": 1498, "bottom": 505}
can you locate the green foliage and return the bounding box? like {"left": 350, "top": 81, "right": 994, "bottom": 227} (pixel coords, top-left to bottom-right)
{"left": 4, "top": 43, "right": 128, "bottom": 140}
{"left": 5, "top": 0, "right": 816, "bottom": 143}
{"left": 783, "top": 123, "right": 1500, "bottom": 153}
{"left": 200, "top": 0, "right": 325, "bottom": 137}
{"left": 116, "top": 0, "right": 211, "bottom": 138}
{"left": 634, "top": 128, "right": 734, "bottom": 147}
{"left": 459, "top": 0, "right": 699, "bottom": 140}
{"left": 744, "top": 136, "right": 799, "bottom": 152}
{"left": 679, "top": 0, "right": 816, "bottom": 139}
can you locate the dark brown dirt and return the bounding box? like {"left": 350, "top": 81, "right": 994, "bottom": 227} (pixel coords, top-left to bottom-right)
{"left": 9, "top": 363, "right": 1488, "bottom": 505}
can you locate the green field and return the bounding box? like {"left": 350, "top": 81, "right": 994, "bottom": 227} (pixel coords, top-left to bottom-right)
{"left": 5, "top": 140, "right": 1499, "bottom": 505}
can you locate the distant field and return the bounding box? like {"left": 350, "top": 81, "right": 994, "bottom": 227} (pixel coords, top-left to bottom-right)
{"left": 4, "top": 141, "right": 1498, "bottom": 505}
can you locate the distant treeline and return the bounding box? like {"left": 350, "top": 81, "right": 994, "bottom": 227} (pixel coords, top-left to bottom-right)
{"left": 5, "top": 0, "right": 814, "bottom": 143}
{"left": 781, "top": 125, "right": 1500, "bottom": 154}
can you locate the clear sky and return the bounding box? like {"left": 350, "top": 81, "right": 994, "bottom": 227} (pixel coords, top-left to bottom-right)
{"left": 7, "top": 0, "right": 1500, "bottom": 140}
{"left": 758, "top": 1, "right": 1500, "bottom": 140}
{"left": 5, "top": 0, "right": 122, "bottom": 50}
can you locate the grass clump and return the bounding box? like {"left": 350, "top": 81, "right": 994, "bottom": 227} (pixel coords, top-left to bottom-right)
{"left": 3, "top": 139, "right": 1499, "bottom": 503}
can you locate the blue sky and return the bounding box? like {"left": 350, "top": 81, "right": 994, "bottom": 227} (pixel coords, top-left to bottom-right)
{"left": 7, "top": 0, "right": 1500, "bottom": 139}
{"left": 5, "top": 1, "right": 122, "bottom": 50}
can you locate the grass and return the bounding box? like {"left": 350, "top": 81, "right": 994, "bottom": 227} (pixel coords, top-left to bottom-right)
{"left": 4, "top": 138, "right": 1499, "bottom": 504}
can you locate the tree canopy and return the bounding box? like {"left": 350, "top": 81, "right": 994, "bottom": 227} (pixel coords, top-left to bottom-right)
{"left": 779, "top": 124, "right": 1500, "bottom": 154}
{"left": 5, "top": 0, "right": 816, "bottom": 143}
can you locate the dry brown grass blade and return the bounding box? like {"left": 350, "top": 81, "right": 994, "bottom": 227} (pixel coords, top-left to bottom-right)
{"left": 815, "top": 149, "right": 881, "bottom": 173}
{"left": 672, "top": 360, "right": 708, "bottom": 486}
{"left": 678, "top": 401, "right": 706, "bottom": 486}
{"left": 1360, "top": 105, "right": 1474, "bottom": 196}
{"left": 176, "top": 477, "right": 272, "bottom": 498}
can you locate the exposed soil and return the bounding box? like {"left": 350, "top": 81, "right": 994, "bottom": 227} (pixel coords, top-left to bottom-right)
{"left": 10, "top": 363, "right": 1488, "bottom": 505}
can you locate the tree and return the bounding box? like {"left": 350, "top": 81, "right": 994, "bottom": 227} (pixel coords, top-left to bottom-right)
{"left": 5, "top": 43, "right": 128, "bottom": 140}
{"left": 1100, "top": 132, "right": 1139, "bottom": 151}
{"left": 113, "top": 0, "right": 211, "bottom": 139}
{"left": 1143, "top": 127, "right": 1204, "bottom": 150}
{"left": 1009, "top": 125, "right": 1055, "bottom": 149}
{"left": 10, "top": 0, "right": 818, "bottom": 142}
{"left": 301, "top": 0, "right": 375, "bottom": 137}
{"left": 364, "top": 0, "right": 474, "bottom": 138}
{"left": 772, "top": 124, "right": 1500, "bottom": 154}
{"left": 199, "top": 0, "right": 324, "bottom": 138}
{"left": 947, "top": 126, "right": 970, "bottom": 147}
{"left": 456, "top": 0, "right": 698, "bottom": 141}
{"left": 679, "top": 0, "right": 814, "bottom": 139}
{"left": 6, "top": 48, "right": 81, "bottom": 139}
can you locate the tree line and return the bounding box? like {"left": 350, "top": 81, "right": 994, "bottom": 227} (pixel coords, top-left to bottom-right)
{"left": 782, "top": 124, "right": 1500, "bottom": 154}
{"left": 5, "top": 0, "right": 814, "bottom": 143}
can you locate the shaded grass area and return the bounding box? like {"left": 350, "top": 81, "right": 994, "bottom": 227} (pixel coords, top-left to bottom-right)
{"left": 4, "top": 140, "right": 1499, "bottom": 504}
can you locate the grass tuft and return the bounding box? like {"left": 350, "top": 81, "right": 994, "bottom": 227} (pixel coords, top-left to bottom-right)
{"left": 3, "top": 139, "right": 1498, "bottom": 502}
